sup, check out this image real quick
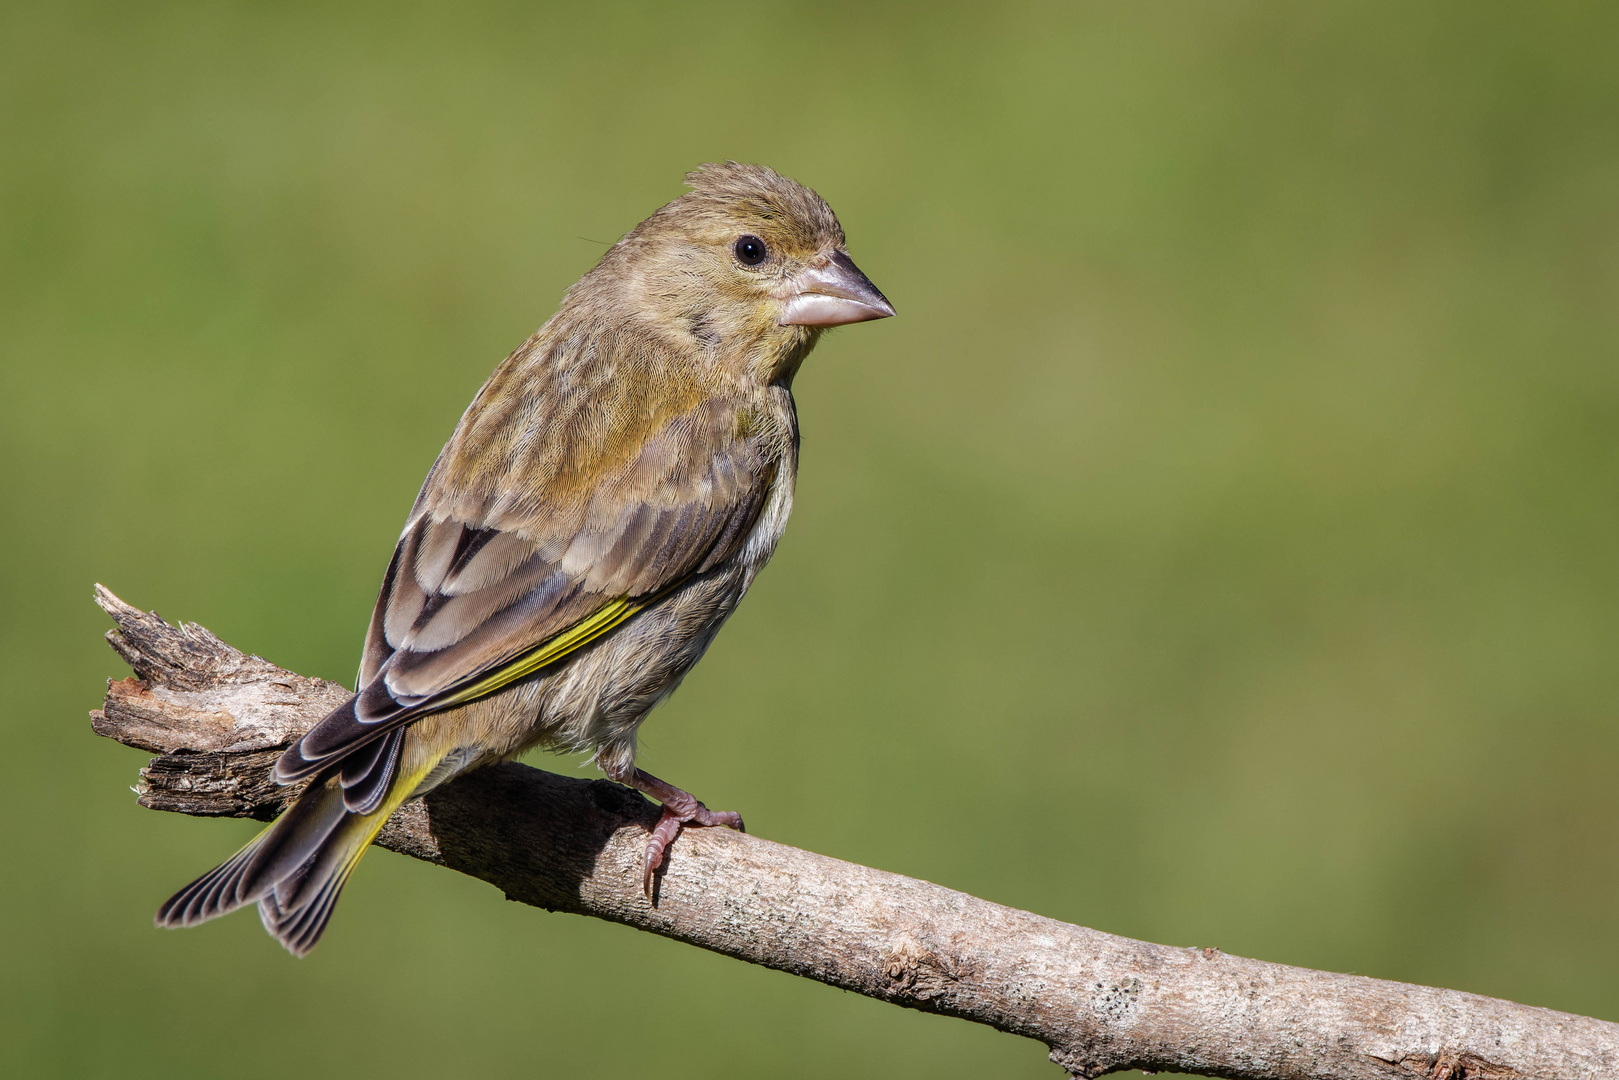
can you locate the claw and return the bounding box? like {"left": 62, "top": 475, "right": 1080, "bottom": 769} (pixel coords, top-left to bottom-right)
{"left": 642, "top": 807, "right": 682, "bottom": 897}
{"left": 610, "top": 768, "right": 744, "bottom": 900}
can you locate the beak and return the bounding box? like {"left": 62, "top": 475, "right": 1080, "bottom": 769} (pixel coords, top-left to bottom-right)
{"left": 778, "top": 250, "right": 896, "bottom": 327}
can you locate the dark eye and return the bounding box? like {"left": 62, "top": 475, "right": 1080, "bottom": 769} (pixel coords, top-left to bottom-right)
{"left": 734, "top": 235, "right": 768, "bottom": 266}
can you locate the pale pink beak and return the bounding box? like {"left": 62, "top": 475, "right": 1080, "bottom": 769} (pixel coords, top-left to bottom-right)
{"left": 778, "top": 250, "right": 896, "bottom": 327}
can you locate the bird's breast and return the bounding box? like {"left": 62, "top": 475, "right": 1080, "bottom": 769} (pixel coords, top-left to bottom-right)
{"left": 737, "top": 393, "right": 799, "bottom": 575}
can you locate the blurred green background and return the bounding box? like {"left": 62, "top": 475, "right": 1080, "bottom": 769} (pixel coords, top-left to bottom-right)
{"left": 4, "top": 2, "right": 1617, "bottom": 1077}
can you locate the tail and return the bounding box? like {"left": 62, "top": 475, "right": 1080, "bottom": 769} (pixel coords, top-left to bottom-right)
{"left": 155, "top": 754, "right": 438, "bottom": 956}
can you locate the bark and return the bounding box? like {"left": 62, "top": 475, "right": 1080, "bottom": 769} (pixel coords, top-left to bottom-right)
{"left": 89, "top": 585, "right": 1617, "bottom": 1080}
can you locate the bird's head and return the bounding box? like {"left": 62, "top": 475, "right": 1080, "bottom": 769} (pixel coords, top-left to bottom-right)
{"left": 581, "top": 162, "right": 894, "bottom": 382}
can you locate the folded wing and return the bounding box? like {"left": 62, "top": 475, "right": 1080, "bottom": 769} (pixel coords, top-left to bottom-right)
{"left": 276, "top": 390, "right": 774, "bottom": 805}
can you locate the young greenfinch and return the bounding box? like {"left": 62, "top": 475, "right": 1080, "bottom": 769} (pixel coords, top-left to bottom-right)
{"left": 155, "top": 162, "right": 893, "bottom": 955}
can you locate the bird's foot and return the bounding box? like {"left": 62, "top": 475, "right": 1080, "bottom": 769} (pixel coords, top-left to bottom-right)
{"left": 613, "top": 767, "right": 744, "bottom": 898}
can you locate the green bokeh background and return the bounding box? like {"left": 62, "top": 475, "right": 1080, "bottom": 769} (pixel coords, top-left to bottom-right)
{"left": 4, "top": 3, "right": 1617, "bottom": 1077}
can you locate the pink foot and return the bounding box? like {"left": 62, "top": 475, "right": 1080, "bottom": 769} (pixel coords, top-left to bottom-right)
{"left": 610, "top": 767, "right": 744, "bottom": 897}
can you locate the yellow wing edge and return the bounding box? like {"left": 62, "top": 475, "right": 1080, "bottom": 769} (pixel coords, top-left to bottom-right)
{"left": 430, "top": 596, "right": 646, "bottom": 712}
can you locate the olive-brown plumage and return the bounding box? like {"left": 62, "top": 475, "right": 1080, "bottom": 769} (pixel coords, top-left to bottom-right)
{"left": 155, "top": 162, "right": 894, "bottom": 954}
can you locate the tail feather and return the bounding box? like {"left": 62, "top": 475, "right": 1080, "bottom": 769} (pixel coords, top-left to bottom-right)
{"left": 238, "top": 782, "right": 351, "bottom": 898}
{"left": 262, "top": 855, "right": 356, "bottom": 957}
{"left": 158, "top": 841, "right": 261, "bottom": 927}
{"left": 155, "top": 781, "right": 347, "bottom": 930}
{"left": 155, "top": 751, "right": 441, "bottom": 955}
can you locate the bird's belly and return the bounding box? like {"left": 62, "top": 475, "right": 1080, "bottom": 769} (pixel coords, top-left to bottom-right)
{"left": 540, "top": 561, "right": 752, "bottom": 771}
{"left": 537, "top": 445, "right": 793, "bottom": 773}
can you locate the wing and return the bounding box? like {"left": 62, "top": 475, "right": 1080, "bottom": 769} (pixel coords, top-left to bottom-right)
{"left": 276, "top": 339, "right": 781, "bottom": 806}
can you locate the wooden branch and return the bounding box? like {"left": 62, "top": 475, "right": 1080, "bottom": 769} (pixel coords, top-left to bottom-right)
{"left": 89, "top": 585, "right": 1617, "bottom": 1080}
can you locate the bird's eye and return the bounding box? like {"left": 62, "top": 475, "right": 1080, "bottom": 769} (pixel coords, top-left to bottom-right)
{"left": 733, "top": 235, "right": 768, "bottom": 266}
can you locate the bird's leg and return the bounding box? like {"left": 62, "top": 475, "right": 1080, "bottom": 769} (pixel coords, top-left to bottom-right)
{"left": 603, "top": 763, "right": 745, "bottom": 897}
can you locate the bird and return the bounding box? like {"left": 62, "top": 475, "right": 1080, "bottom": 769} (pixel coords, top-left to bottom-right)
{"left": 154, "top": 162, "right": 894, "bottom": 955}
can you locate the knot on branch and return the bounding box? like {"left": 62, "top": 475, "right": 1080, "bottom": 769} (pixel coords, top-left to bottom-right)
{"left": 1394, "top": 1051, "right": 1526, "bottom": 1080}
{"left": 880, "top": 931, "right": 973, "bottom": 1004}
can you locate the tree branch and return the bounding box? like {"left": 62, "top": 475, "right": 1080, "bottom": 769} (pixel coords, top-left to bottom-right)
{"left": 88, "top": 584, "right": 1616, "bottom": 1080}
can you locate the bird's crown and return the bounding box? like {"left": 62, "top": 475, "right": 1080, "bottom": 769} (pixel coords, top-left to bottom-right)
{"left": 670, "top": 162, "right": 845, "bottom": 253}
